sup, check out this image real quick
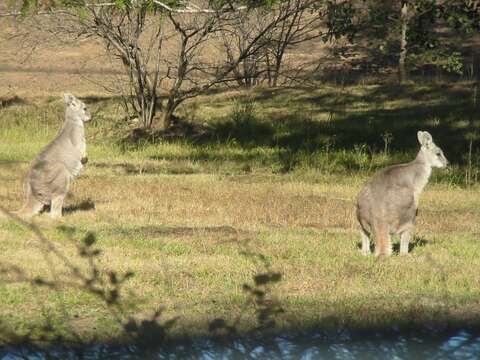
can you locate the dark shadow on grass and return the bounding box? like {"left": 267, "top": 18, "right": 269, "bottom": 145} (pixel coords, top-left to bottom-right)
{"left": 79, "top": 95, "right": 123, "bottom": 104}
{"left": 0, "top": 160, "right": 28, "bottom": 167}
{"left": 392, "top": 236, "right": 429, "bottom": 254}
{"left": 120, "top": 119, "right": 210, "bottom": 145}
{"left": 0, "top": 214, "right": 286, "bottom": 357}
{"left": 0, "top": 95, "right": 27, "bottom": 108}
{"left": 119, "top": 84, "right": 480, "bottom": 174}
{"left": 92, "top": 161, "right": 200, "bottom": 175}
{"left": 96, "top": 162, "right": 163, "bottom": 175}
{"left": 148, "top": 150, "right": 272, "bottom": 163}
{"left": 138, "top": 225, "right": 246, "bottom": 237}
{"left": 355, "top": 235, "right": 429, "bottom": 254}
{"left": 111, "top": 225, "right": 253, "bottom": 242}
{"left": 63, "top": 199, "right": 96, "bottom": 214}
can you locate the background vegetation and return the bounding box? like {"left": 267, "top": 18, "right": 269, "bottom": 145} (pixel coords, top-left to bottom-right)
{"left": 1, "top": 0, "right": 480, "bottom": 352}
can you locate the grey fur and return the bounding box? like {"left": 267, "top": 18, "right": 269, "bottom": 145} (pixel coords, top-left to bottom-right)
{"left": 17, "top": 93, "right": 91, "bottom": 219}
{"left": 356, "top": 131, "right": 448, "bottom": 257}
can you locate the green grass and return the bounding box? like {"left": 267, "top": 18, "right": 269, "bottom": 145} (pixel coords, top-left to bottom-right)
{"left": 1, "top": 83, "right": 480, "bottom": 346}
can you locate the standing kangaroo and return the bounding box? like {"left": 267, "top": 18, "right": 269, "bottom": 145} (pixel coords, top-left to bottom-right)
{"left": 17, "top": 93, "right": 91, "bottom": 219}
{"left": 356, "top": 131, "right": 448, "bottom": 257}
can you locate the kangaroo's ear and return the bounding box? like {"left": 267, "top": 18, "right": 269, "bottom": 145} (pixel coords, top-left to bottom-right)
{"left": 417, "top": 131, "right": 433, "bottom": 148}
{"left": 63, "top": 92, "right": 76, "bottom": 105}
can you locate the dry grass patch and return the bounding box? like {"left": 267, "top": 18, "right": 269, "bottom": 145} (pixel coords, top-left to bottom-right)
{"left": 1, "top": 85, "right": 480, "bottom": 344}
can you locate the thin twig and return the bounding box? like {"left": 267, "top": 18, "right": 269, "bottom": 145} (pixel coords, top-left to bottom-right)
{"left": 0, "top": 0, "right": 248, "bottom": 17}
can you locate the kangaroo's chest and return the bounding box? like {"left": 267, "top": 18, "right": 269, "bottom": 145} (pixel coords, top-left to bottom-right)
{"left": 78, "top": 139, "right": 86, "bottom": 157}
{"left": 64, "top": 133, "right": 86, "bottom": 179}
{"left": 412, "top": 169, "right": 432, "bottom": 208}
{"left": 70, "top": 132, "right": 86, "bottom": 156}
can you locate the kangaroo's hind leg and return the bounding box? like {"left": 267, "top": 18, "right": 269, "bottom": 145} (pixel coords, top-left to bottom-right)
{"left": 374, "top": 224, "right": 392, "bottom": 258}
{"left": 49, "top": 166, "right": 71, "bottom": 219}
{"left": 360, "top": 228, "right": 371, "bottom": 255}
{"left": 16, "top": 183, "right": 44, "bottom": 219}
{"left": 400, "top": 227, "right": 414, "bottom": 255}
{"left": 50, "top": 195, "right": 66, "bottom": 219}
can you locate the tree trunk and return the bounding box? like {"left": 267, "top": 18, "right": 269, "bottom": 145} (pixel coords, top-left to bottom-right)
{"left": 399, "top": 1, "right": 408, "bottom": 84}
{"left": 162, "top": 97, "right": 176, "bottom": 129}
{"left": 143, "top": 94, "right": 157, "bottom": 129}
{"left": 266, "top": 53, "right": 273, "bottom": 87}
{"left": 243, "top": 58, "right": 252, "bottom": 88}
{"left": 272, "top": 54, "right": 283, "bottom": 87}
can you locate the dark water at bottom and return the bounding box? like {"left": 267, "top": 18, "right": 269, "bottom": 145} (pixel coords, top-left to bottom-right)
{"left": 1, "top": 328, "right": 480, "bottom": 359}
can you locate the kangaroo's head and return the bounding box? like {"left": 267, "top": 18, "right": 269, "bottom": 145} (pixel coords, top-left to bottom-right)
{"left": 63, "top": 92, "right": 92, "bottom": 124}
{"left": 417, "top": 131, "right": 448, "bottom": 168}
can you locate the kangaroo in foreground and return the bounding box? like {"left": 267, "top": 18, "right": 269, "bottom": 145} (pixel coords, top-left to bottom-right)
{"left": 356, "top": 131, "right": 448, "bottom": 257}
{"left": 16, "top": 93, "right": 91, "bottom": 219}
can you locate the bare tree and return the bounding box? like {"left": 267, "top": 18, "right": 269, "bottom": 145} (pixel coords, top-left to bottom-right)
{"left": 11, "top": 1, "right": 311, "bottom": 128}
{"left": 218, "top": 8, "right": 267, "bottom": 88}
{"left": 84, "top": 3, "right": 167, "bottom": 128}
{"left": 220, "top": 0, "right": 321, "bottom": 88}
{"left": 265, "top": 0, "right": 322, "bottom": 87}
{"left": 155, "top": 2, "right": 309, "bottom": 126}
{"left": 161, "top": 10, "right": 225, "bottom": 127}
{"left": 4, "top": 0, "right": 321, "bottom": 128}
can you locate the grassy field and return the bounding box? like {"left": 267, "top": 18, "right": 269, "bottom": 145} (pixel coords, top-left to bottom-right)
{"left": 1, "top": 83, "right": 480, "bottom": 346}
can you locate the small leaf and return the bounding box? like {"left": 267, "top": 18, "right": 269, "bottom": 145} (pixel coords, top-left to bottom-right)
{"left": 242, "top": 284, "right": 252, "bottom": 292}
{"left": 109, "top": 271, "right": 118, "bottom": 284}
{"left": 123, "top": 271, "right": 135, "bottom": 280}
{"left": 57, "top": 225, "right": 76, "bottom": 236}
{"left": 107, "top": 289, "right": 119, "bottom": 304}
{"left": 33, "top": 276, "right": 46, "bottom": 285}
{"left": 254, "top": 274, "right": 270, "bottom": 286}
{"left": 83, "top": 231, "right": 97, "bottom": 247}
{"left": 270, "top": 272, "right": 282, "bottom": 283}
{"left": 91, "top": 249, "right": 102, "bottom": 256}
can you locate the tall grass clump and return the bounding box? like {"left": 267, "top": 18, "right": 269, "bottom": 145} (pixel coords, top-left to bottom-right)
{"left": 213, "top": 98, "right": 274, "bottom": 147}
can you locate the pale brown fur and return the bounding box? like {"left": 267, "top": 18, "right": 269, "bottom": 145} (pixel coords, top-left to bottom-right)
{"left": 356, "top": 131, "right": 448, "bottom": 257}
{"left": 16, "top": 93, "right": 91, "bottom": 219}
